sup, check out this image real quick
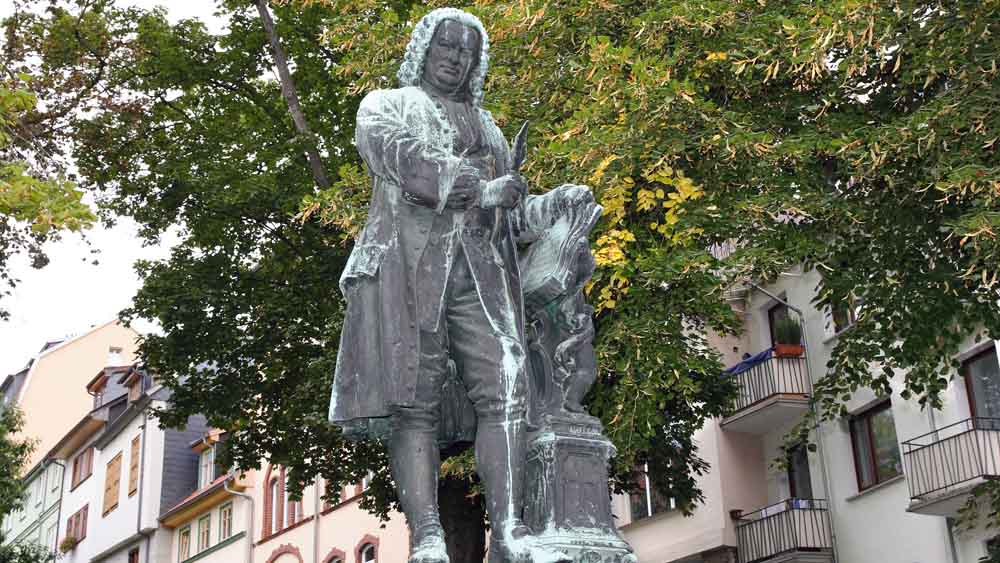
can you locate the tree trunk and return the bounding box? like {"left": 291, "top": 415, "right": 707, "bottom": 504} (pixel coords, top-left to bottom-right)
{"left": 439, "top": 475, "right": 486, "bottom": 562}
{"left": 253, "top": 0, "right": 331, "bottom": 189}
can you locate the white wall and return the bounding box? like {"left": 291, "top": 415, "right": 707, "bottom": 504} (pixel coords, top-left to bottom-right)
{"left": 57, "top": 403, "right": 169, "bottom": 563}
{"left": 57, "top": 437, "right": 102, "bottom": 563}
{"left": 617, "top": 422, "right": 735, "bottom": 562}
{"left": 750, "top": 270, "right": 1000, "bottom": 563}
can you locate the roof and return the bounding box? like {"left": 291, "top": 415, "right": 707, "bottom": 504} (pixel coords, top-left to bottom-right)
{"left": 86, "top": 365, "right": 133, "bottom": 394}
{"left": 188, "top": 429, "right": 226, "bottom": 452}
{"left": 163, "top": 474, "right": 229, "bottom": 515}
{"left": 39, "top": 339, "right": 65, "bottom": 353}
{"left": 117, "top": 365, "right": 144, "bottom": 386}
{"left": 159, "top": 474, "right": 235, "bottom": 528}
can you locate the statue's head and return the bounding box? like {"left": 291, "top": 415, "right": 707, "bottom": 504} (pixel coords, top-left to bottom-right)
{"left": 397, "top": 8, "right": 490, "bottom": 105}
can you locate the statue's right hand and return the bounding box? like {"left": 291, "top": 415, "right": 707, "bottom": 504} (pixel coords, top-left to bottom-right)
{"left": 445, "top": 171, "right": 482, "bottom": 209}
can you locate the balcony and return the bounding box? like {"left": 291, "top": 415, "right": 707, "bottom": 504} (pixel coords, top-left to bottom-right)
{"left": 902, "top": 417, "right": 1000, "bottom": 516}
{"left": 736, "top": 499, "right": 834, "bottom": 563}
{"left": 721, "top": 352, "right": 811, "bottom": 434}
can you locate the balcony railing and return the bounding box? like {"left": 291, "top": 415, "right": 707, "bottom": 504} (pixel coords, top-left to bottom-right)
{"left": 729, "top": 354, "right": 810, "bottom": 413}
{"left": 902, "top": 417, "right": 1000, "bottom": 502}
{"left": 736, "top": 499, "right": 833, "bottom": 563}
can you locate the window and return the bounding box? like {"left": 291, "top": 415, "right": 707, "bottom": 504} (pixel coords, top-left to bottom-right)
{"left": 108, "top": 346, "right": 124, "bottom": 365}
{"left": 286, "top": 496, "right": 300, "bottom": 526}
{"left": 831, "top": 295, "right": 863, "bottom": 333}
{"left": 178, "top": 527, "right": 191, "bottom": 561}
{"left": 198, "top": 447, "right": 215, "bottom": 489}
{"left": 767, "top": 304, "right": 792, "bottom": 346}
{"left": 31, "top": 477, "right": 42, "bottom": 506}
{"left": 629, "top": 463, "right": 674, "bottom": 521}
{"left": 219, "top": 503, "right": 233, "bottom": 540}
{"left": 128, "top": 548, "right": 140, "bottom": 563}
{"left": 66, "top": 504, "right": 88, "bottom": 541}
{"left": 71, "top": 447, "right": 94, "bottom": 489}
{"left": 45, "top": 522, "right": 58, "bottom": 550}
{"left": 104, "top": 453, "right": 123, "bottom": 515}
{"left": 965, "top": 347, "right": 1000, "bottom": 420}
{"left": 49, "top": 464, "right": 62, "bottom": 492}
{"left": 359, "top": 543, "right": 376, "bottom": 563}
{"left": 850, "top": 401, "right": 902, "bottom": 490}
{"left": 267, "top": 477, "right": 281, "bottom": 536}
{"left": 787, "top": 445, "right": 814, "bottom": 499}
{"left": 129, "top": 436, "right": 141, "bottom": 496}
{"left": 198, "top": 514, "right": 211, "bottom": 552}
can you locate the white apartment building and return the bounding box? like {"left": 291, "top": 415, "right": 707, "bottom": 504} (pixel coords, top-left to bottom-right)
{"left": 621, "top": 267, "right": 1000, "bottom": 563}
{"left": 55, "top": 365, "right": 208, "bottom": 563}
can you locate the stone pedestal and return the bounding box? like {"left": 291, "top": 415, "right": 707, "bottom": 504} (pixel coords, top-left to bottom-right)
{"left": 524, "top": 414, "right": 636, "bottom": 563}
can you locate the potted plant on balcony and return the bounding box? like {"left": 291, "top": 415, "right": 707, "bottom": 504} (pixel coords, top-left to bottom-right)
{"left": 773, "top": 318, "right": 804, "bottom": 358}
{"left": 59, "top": 535, "right": 79, "bottom": 554}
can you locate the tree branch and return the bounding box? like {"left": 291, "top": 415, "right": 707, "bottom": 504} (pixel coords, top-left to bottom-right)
{"left": 254, "top": 0, "right": 331, "bottom": 190}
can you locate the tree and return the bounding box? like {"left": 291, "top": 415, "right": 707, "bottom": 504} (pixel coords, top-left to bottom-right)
{"left": 10, "top": 0, "right": 999, "bottom": 557}
{"left": 0, "top": 406, "right": 33, "bottom": 519}
{"left": 3, "top": 1, "right": 737, "bottom": 558}
{"left": 0, "top": 405, "right": 50, "bottom": 563}
{"left": 0, "top": 541, "right": 51, "bottom": 563}
{"left": 0, "top": 82, "right": 93, "bottom": 319}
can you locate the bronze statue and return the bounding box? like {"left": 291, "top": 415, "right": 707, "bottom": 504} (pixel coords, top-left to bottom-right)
{"left": 330, "top": 8, "right": 635, "bottom": 563}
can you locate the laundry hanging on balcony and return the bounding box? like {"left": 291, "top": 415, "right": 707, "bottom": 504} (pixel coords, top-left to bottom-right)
{"left": 724, "top": 348, "right": 773, "bottom": 376}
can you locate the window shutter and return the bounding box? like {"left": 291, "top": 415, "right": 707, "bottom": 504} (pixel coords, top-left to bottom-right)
{"left": 104, "top": 454, "right": 122, "bottom": 515}
{"left": 129, "top": 437, "right": 141, "bottom": 495}
{"left": 79, "top": 447, "right": 93, "bottom": 483}
{"left": 80, "top": 505, "right": 88, "bottom": 539}
{"left": 67, "top": 513, "right": 76, "bottom": 539}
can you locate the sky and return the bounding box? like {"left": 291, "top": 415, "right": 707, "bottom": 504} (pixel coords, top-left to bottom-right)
{"left": 0, "top": 1, "right": 226, "bottom": 376}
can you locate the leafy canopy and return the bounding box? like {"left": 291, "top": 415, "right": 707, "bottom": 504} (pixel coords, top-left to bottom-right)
{"left": 6, "top": 0, "right": 1000, "bottom": 536}
{"left": 0, "top": 81, "right": 94, "bottom": 318}
{"left": 3, "top": 0, "right": 738, "bottom": 521}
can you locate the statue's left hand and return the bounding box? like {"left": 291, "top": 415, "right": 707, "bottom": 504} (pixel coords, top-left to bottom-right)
{"left": 480, "top": 175, "right": 526, "bottom": 209}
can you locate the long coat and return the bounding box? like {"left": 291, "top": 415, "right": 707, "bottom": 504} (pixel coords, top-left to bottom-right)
{"left": 329, "top": 86, "right": 528, "bottom": 441}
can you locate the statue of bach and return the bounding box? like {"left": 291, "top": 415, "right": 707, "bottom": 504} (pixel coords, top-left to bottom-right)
{"left": 329, "top": 7, "right": 598, "bottom": 563}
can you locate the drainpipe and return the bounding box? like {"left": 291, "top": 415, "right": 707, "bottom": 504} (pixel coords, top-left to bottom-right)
{"left": 51, "top": 460, "right": 65, "bottom": 556}
{"left": 312, "top": 477, "right": 321, "bottom": 563}
{"left": 137, "top": 409, "right": 150, "bottom": 563}
{"left": 224, "top": 471, "right": 254, "bottom": 563}
{"left": 748, "top": 282, "right": 840, "bottom": 562}
{"left": 945, "top": 517, "right": 961, "bottom": 563}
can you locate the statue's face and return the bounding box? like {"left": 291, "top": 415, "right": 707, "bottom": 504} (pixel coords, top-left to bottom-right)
{"left": 422, "top": 19, "right": 481, "bottom": 94}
